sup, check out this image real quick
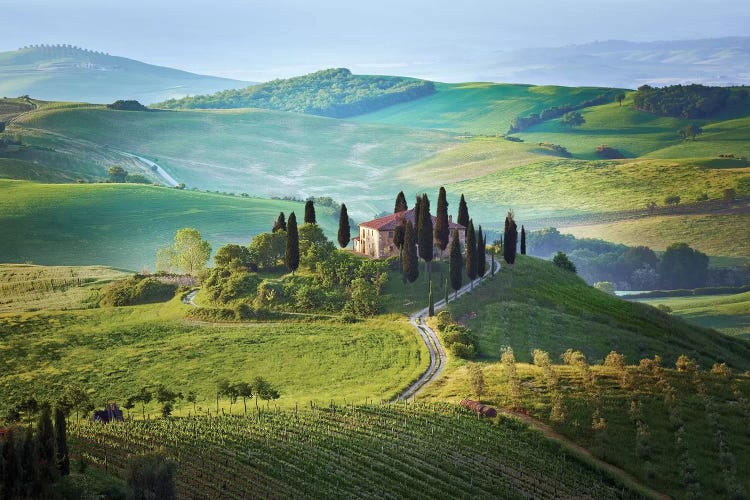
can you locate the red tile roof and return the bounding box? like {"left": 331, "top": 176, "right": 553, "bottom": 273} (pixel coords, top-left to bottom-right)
{"left": 360, "top": 208, "right": 464, "bottom": 231}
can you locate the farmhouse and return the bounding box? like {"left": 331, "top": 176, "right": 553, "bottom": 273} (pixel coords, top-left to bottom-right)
{"left": 353, "top": 208, "right": 465, "bottom": 259}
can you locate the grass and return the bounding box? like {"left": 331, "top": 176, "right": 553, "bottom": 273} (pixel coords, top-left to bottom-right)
{"left": 0, "top": 180, "right": 340, "bottom": 271}
{"left": 0, "top": 297, "right": 428, "bottom": 416}
{"left": 441, "top": 255, "right": 750, "bottom": 370}
{"left": 0, "top": 263, "right": 128, "bottom": 313}
{"left": 637, "top": 291, "right": 750, "bottom": 338}
{"left": 562, "top": 213, "right": 750, "bottom": 258}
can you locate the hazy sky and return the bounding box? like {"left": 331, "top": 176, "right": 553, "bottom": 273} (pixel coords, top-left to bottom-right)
{"left": 3, "top": 0, "right": 749, "bottom": 81}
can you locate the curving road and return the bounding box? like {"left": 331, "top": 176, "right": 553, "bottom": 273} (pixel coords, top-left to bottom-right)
{"left": 116, "top": 151, "right": 179, "bottom": 187}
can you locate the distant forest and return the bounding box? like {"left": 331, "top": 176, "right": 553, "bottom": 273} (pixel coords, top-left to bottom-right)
{"left": 633, "top": 84, "right": 748, "bottom": 119}
{"left": 154, "top": 68, "right": 436, "bottom": 118}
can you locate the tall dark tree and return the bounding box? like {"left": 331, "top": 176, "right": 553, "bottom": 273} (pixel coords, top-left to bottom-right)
{"left": 457, "top": 194, "right": 469, "bottom": 229}
{"left": 414, "top": 195, "right": 423, "bottom": 231}
{"left": 477, "top": 227, "right": 486, "bottom": 278}
{"left": 21, "top": 425, "right": 42, "bottom": 498}
{"left": 465, "top": 220, "right": 477, "bottom": 288}
{"left": 285, "top": 212, "right": 300, "bottom": 275}
{"left": 434, "top": 187, "right": 449, "bottom": 256}
{"left": 2, "top": 428, "right": 21, "bottom": 498}
{"left": 428, "top": 280, "right": 435, "bottom": 317}
{"left": 54, "top": 406, "right": 69, "bottom": 476}
{"left": 394, "top": 191, "right": 408, "bottom": 213}
{"left": 337, "top": 204, "right": 350, "bottom": 248}
{"left": 417, "top": 193, "right": 433, "bottom": 278}
{"left": 36, "top": 405, "right": 57, "bottom": 483}
{"left": 393, "top": 221, "right": 406, "bottom": 263}
{"left": 304, "top": 200, "right": 316, "bottom": 224}
{"left": 503, "top": 211, "right": 518, "bottom": 266}
{"left": 272, "top": 212, "right": 287, "bottom": 233}
{"left": 449, "top": 230, "right": 463, "bottom": 298}
{"left": 616, "top": 93, "right": 626, "bottom": 106}
{"left": 402, "top": 221, "right": 419, "bottom": 283}
{"left": 520, "top": 225, "right": 526, "bottom": 255}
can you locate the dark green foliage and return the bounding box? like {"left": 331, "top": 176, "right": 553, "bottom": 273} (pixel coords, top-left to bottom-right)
{"left": 155, "top": 68, "right": 436, "bottom": 118}
{"left": 298, "top": 223, "right": 334, "bottom": 268}
{"left": 477, "top": 228, "right": 486, "bottom": 278}
{"left": 560, "top": 111, "right": 585, "bottom": 127}
{"left": 428, "top": 281, "right": 434, "bottom": 317}
{"left": 36, "top": 405, "right": 57, "bottom": 484}
{"left": 21, "top": 425, "right": 42, "bottom": 498}
{"left": 465, "top": 220, "right": 477, "bottom": 282}
{"left": 436, "top": 312, "right": 478, "bottom": 358}
{"left": 503, "top": 212, "right": 518, "bottom": 265}
{"left": 127, "top": 453, "right": 177, "bottom": 500}
{"left": 54, "top": 406, "right": 69, "bottom": 476}
{"left": 394, "top": 191, "right": 408, "bottom": 213}
{"left": 402, "top": 221, "right": 419, "bottom": 284}
{"left": 413, "top": 195, "right": 422, "bottom": 231}
{"left": 2, "top": 428, "right": 21, "bottom": 498}
{"left": 253, "top": 377, "right": 280, "bottom": 407}
{"left": 393, "top": 221, "right": 405, "bottom": 258}
{"left": 338, "top": 204, "right": 350, "bottom": 248}
{"left": 616, "top": 93, "right": 626, "bottom": 106}
{"left": 449, "top": 230, "right": 463, "bottom": 296}
{"left": 508, "top": 92, "right": 614, "bottom": 132}
{"left": 272, "top": 212, "right": 287, "bottom": 233}
{"left": 214, "top": 244, "right": 256, "bottom": 271}
{"left": 553, "top": 252, "right": 577, "bottom": 273}
{"left": 633, "top": 84, "right": 739, "bottom": 118}
{"left": 660, "top": 243, "right": 709, "bottom": 289}
{"left": 304, "top": 200, "right": 316, "bottom": 224}
{"left": 106, "top": 100, "right": 150, "bottom": 111}
{"left": 679, "top": 123, "right": 703, "bottom": 141}
{"left": 520, "top": 225, "right": 526, "bottom": 255}
{"left": 202, "top": 268, "right": 262, "bottom": 304}
{"left": 107, "top": 165, "right": 128, "bottom": 183}
{"left": 434, "top": 187, "right": 449, "bottom": 253}
{"left": 285, "top": 212, "right": 300, "bottom": 275}
{"left": 417, "top": 194, "right": 433, "bottom": 271}
{"left": 457, "top": 194, "right": 469, "bottom": 229}
{"left": 595, "top": 145, "right": 625, "bottom": 158}
{"left": 99, "top": 275, "right": 178, "bottom": 307}
{"left": 248, "top": 231, "right": 286, "bottom": 269}
{"left": 155, "top": 386, "right": 182, "bottom": 418}
{"left": 348, "top": 278, "right": 382, "bottom": 317}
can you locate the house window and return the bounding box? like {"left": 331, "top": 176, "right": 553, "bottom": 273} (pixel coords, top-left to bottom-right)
{"left": 388, "top": 231, "right": 393, "bottom": 238}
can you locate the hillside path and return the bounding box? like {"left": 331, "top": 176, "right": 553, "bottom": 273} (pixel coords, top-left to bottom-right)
{"left": 397, "top": 258, "right": 497, "bottom": 400}
{"left": 115, "top": 150, "right": 179, "bottom": 187}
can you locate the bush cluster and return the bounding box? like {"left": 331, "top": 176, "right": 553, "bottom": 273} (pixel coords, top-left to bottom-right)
{"left": 99, "top": 275, "right": 177, "bottom": 307}
{"left": 632, "top": 84, "right": 747, "bottom": 118}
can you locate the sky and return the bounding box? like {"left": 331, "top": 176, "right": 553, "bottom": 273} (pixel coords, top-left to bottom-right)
{"left": 3, "top": 0, "right": 749, "bottom": 81}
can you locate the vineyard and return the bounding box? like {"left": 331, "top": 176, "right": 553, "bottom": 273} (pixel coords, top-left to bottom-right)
{"left": 69, "top": 402, "right": 645, "bottom": 499}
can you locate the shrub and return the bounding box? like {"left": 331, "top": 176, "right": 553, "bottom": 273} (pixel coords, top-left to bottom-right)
{"left": 664, "top": 195, "right": 681, "bottom": 206}
{"left": 127, "top": 453, "right": 177, "bottom": 500}
{"left": 594, "top": 281, "right": 616, "bottom": 295}
{"left": 99, "top": 275, "right": 177, "bottom": 307}
{"left": 532, "top": 349, "right": 551, "bottom": 368}
{"left": 604, "top": 351, "right": 626, "bottom": 370}
{"left": 675, "top": 355, "right": 699, "bottom": 373}
{"left": 450, "top": 342, "right": 475, "bottom": 359}
{"left": 552, "top": 252, "right": 576, "bottom": 273}
{"left": 436, "top": 310, "right": 453, "bottom": 331}
{"left": 710, "top": 362, "right": 732, "bottom": 378}
{"left": 595, "top": 145, "right": 625, "bottom": 159}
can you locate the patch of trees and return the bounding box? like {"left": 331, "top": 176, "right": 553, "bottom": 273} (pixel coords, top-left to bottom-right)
{"left": 106, "top": 100, "right": 150, "bottom": 112}
{"left": 157, "top": 228, "right": 212, "bottom": 275}
{"left": 99, "top": 274, "right": 178, "bottom": 307}
{"left": 632, "top": 84, "right": 748, "bottom": 119}
{"left": 508, "top": 92, "right": 614, "bottom": 133}
{"left": 436, "top": 311, "right": 478, "bottom": 359}
{"left": 533, "top": 143, "right": 571, "bottom": 157}
{"left": 154, "top": 68, "right": 436, "bottom": 118}
{"left": 595, "top": 145, "right": 625, "bottom": 159}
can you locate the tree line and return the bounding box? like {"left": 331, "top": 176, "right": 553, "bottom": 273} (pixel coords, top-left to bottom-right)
{"left": 632, "top": 84, "right": 748, "bottom": 119}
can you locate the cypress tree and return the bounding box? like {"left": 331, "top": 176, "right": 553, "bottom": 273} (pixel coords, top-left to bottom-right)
{"left": 394, "top": 191, "right": 408, "bottom": 213}
{"left": 520, "top": 225, "right": 526, "bottom": 255}
{"left": 491, "top": 251, "right": 496, "bottom": 276}
{"left": 449, "top": 230, "right": 463, "bottom": 298}
{"left": 285, "top": 212, "right": 299, "bottom": 275}
{"left": 36, "top": 405, "right": 57, "bottom": 484}
{"left": 434, "top": 186, "right": 449, "bottom": 256}
{"left": 503, "top": 210, "right": 518, "bottom": 265}
{"left": 304, "top": 200, "right": 316, "bottom": 224}
{"left": 428, "top": 281, "right": 434, "bottom": 317}
{"left": 417, "top": 193, "right": 433, "bottom": 278}
{"left": 272, "top": 212, "right": 286, "bottom": 232}
{"left": 2, "top": 428, "right": 21, "bottom": 498}
{"left": 457, "top": 194, "right": 469, "bottom": 229}
{"left": 465, "top": 220, "right": 477, "bottom": 288}
{"left": 444, "top": 277, "right": 449, "bottom": 304}
{"left": 393, "top": 221, "right": 405, "bottom": 263}
{"left": 54, "top": 406, "right": 69, "bottom": 476}
{"left": 337, "top": 204, "right": 350, "bottom": 248}
{"left": 402, "top": 221, "right": 419, "bottom": 283}
{"left": 22, "top": 425, "right": 41, "bottom": 498}
{"left": 414, "top": 195, "right": 422, "bottom": 231}
{"left": 477, "top": 227, "right": 486, "bottom": 278}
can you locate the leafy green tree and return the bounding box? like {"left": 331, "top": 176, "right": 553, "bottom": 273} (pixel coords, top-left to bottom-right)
{"left": 616, "top": 93, "right": 626, "bottom": 106}
{"left": 155, "top": 386, "right": 182, "bottom": 418}
{"left": 253, "top": 377, "right": 280, "bottom": 410}
{"left": 136, "top": 387, "right": 152, "bottom": 419}
{"left": 679, "top": 123, "right": 703, "bottom": 141}
{"left": 434, "top": 187, "right": 449, "bottom": 256}
{"left": 234, "top": 382, "right": 253, "bottom": 416}
{"left": 337, "top": 203, "right": 350, "bottom": 248}
{"left": 503, "top": 211, "right": 518, "bottom": 265}
{"left": 186, "top": 391, "right": 197, "bottom": 414}
{"left": 457, "top": 194, "right": 469, "bottom": 229}
{"left": 214, "top": 244, "right": 255, "bottom": 270}
{"left": 285, "top": 212, "right": 300, "bottom": 275}
{"left": 304, "top": 200, "right": 316, "bottom": 224}
{"left": 553, "top": 252, "right": 576, "bottom": 273}
{"left": 402, "top": 221, "right": 419, "bottom": 283}
{"left": 158, "top": 228, "right": 211, "bottom": 275}
{"left": 107, "top": 165, "right": 128, "bottom": 183}
{"left": 349, "top": 277, "right": 381, "bottom": 316}
{"left": 272, "top": 212, "right": 287, "bottom": 233}
{"left": 560, "top": 111, "right": 585, "bottom": 127}
{"left": 468, "top": 363, "right": 486, "bottom": 401}
{"left": 465, "top": 220, "right": 477, "bottom": 287}
{"left": 417, "top": 193, "right": 433, "bottom": 278}
{"left": 127, "top": 453, "right": 177, "bottom": 500}
{"left": 216, "top": 379, "right": 230, "bottom": 414}
{"left": 298, "top": 223, "right": 334, "bottom": 268}
{"left": 659, "top": 243, "right": 708, "bottom": 289}
{"left": 394, "top": 191, "right": 408, "bottom": 213}
{"left": 248, "top": 231, "right": 286, "bottom": 269}
{"left": 520, "top": 225, "right": 526, "bottom": 255}
{"left": 54, "top": 406, "right": 69, "bottom": 476}
{"left": 449, "top": 230, "right": 463, "bottom": 298}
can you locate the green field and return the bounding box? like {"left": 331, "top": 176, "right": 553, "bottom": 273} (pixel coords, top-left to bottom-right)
{"left": 440, "top": 256, "right": 750, "bottom": 369}
{"left": 0, "top": 180, "right": 339, "bottom": 271}
{"left": 0, "top": 264, "right": 127, "bottom": 313}
{"left": 638, "top": 291, "right": 750, "bottom": 338}
{"left": 0, "top": 298, "right": 427, "bottom": 416}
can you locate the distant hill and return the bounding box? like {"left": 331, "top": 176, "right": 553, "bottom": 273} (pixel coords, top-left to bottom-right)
{"left": 0, "top": 44, "right": 251, "bottom": 104}
{"left": 154, "top": 68, "right": 436, "bottom": 117}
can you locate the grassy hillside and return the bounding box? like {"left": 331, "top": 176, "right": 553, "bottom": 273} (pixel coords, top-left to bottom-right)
{"left": 354, "top": 82, "right": 618, "bottom": 134}
{"left": 637, "top": 291, "right": 750, "bottom": 338}
{"left": 0, "top": 45, "right": 249, "bottom": 104}
{"left": 442, "top": 256, "right": 750, "bottom": 370}
{"left": 0, "top": 264, "right": 128, "bottom": 313}
{"left": 0, "top": 180, "right": 339, "bottom": 271}
{"left": 0, "top": 298, "right": 427, "bottom": 416}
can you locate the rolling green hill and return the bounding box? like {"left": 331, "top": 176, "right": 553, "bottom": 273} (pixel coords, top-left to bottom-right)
{"left": 0, "top": 45, "right": 250, "bottom": 104}
{"left": 0, "top": 180, "right": 339, "bottom": 271}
